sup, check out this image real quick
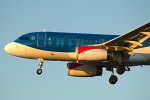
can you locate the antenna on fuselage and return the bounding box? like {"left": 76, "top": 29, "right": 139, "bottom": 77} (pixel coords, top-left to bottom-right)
{"left": 43, "top": 29, "right": 46, "bottom": 32}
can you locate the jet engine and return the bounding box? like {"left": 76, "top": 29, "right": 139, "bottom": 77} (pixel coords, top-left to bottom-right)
{"left": 75, "top": 46, "right": 113, "bottom": 61}
{"left": 67, "top": 62, "right": 102, "bottom": 77}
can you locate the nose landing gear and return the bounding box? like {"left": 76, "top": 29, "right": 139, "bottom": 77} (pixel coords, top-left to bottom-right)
{"left": 36, "top": 59, "right": 44, "bottom": 75}
{"left": 37, "top": 69, "right": 42, "bottom": 75}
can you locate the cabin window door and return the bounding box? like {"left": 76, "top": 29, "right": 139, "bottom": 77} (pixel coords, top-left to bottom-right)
{"left": 37, "top": 33, "right": 46, "bottom": 47}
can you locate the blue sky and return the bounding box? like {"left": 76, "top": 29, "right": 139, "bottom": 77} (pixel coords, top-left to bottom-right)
{"left": 1, "top": 0, "right": 150, "bottom": 100}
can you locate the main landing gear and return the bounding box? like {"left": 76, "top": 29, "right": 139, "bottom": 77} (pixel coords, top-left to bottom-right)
{"left": 108, "top": 66, "right": 118, "bottom": 84}
{"left": 36, "top": 59, "right": 44, "bottom": 75}
{"left": 109, "top": 75, "right": 118, "bottom": 84}
{"left": 116, "top": 66, "right": 125, "bottom": 75}
{"left": 108, "top": 66, "right": 130, "bottom": 84}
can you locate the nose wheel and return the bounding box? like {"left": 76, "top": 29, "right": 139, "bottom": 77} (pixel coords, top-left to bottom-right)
{"left": 36, "top": 59, "right": 44, "bottom": 75}
{"left": 37, "top": 69, "right": 42, "bottom": 75}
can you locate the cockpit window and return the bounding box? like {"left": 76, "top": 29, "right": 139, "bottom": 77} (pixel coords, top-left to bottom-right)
{"left": 18, "top": 37, "right": 28, "bottom": 40}
{"left": 25, "top": 37, "right": 28, "bottom": 40}
{"left": 19, "top": 37, "right": 24, "bottom": 40}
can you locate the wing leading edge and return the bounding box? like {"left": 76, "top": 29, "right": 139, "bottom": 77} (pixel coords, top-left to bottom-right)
{"left": 93, "top": 22, "right": 150, "bottom": 55}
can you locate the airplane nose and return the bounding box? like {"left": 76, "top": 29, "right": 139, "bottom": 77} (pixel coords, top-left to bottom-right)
{"left": 4, "top": 42, "right": 16, "bottom": 55}
{"left": 4, "top": 42, "right": 23, "bottom": 57}
{"left": 4, "top": 42, "right": 12, "bottom": 54}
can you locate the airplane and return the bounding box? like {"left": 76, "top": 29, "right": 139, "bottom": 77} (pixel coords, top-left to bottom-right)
{"left": 4, "top": 22, "right": 150, "bottom": 84}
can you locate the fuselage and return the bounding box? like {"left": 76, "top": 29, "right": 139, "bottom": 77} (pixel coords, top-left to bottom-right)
{"left": 15, "top": 32, "right": 118, "bottom": 52}
{"left": 4, "top": 32, "right": 150, "bottom": 66}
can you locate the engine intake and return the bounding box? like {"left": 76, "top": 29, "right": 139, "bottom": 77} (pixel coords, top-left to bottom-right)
{"left": 76, "top": 46, "right": 113, "bottom": 61}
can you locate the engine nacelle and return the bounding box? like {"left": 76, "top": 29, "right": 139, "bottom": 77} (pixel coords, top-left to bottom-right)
{"left": 76, "top": 46, "right": 113, "bottom": 61}
{"left": 67, "top": 62, "right": 102, "bottom": 77}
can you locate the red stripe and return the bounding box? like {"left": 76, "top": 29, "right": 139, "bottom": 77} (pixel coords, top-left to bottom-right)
{"left": 68, "top": 62, "right": 84, "bottom": 70}
{"left": 77, "top": 46, "right": 99, "bottom": 55}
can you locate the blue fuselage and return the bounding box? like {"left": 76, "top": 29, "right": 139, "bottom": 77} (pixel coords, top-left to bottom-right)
{"left": 14, "top": 32, "right": 150, "bottom": 52}
{"left": 14, "top": 32, "right": 114, "bottom": 52}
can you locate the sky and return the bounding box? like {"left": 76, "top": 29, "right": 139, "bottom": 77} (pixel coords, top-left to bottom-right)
{"left": 1, "top": 0, "right": 150, "bottom": 100}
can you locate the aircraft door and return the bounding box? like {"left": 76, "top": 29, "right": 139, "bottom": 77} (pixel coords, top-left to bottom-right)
{"left": 37, "top": 33, "right": 46, "bottom": 47}
{"left": 99, "top": 39, "right": 104, "bottom": 44}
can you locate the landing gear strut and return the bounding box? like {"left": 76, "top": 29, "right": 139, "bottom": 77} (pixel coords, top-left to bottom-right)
{"left": 36, "top": 59, "right": 44, "bottom": 75}
{"left": 108, "top": 66, "right": 118, "bottom": 84}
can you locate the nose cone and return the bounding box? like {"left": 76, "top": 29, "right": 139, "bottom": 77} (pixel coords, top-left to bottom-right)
{"left": 4, "top": 42, "right": 18, "bottom": 55}
{"left": 5, "top": 42, "right": 12, "bottom": 54}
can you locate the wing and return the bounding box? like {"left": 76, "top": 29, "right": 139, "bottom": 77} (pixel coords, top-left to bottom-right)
{"left": 93, "top": 22, "right": 150, "bottom": 55}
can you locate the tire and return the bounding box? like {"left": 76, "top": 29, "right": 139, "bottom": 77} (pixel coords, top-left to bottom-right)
{"left": 37, "top": 69, "right": 42, "bottom": 75}
{"left": 116, "top": 66, "right": 125, "bottom": 75}
{"left": 109, "top": 75, "right": 118, "bottom": 84}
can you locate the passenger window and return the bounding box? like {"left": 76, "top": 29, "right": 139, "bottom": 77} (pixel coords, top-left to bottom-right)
{"left": 143, "top": 42, "right": 145, "bottom": 45}
{"left": 19, "top": 37, "right": 24, "bottom": 40}
{"left": 25, "top": 37, "right": 28, "bottom": 40}
{"left": 95, "top": 40, "right": 97, "bottom": 43}
{"left": 147, "top": 42, "right": 149, "bottom": 45}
